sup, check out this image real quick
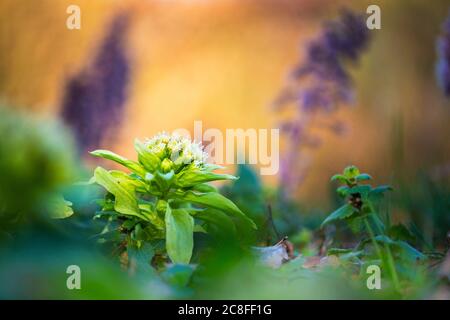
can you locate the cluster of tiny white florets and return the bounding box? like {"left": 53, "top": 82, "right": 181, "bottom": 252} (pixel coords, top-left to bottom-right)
{"left": 144, "top": 132, "right": 208, "bottom": 168}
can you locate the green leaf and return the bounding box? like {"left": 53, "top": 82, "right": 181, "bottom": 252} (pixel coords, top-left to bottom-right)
{"left": 139, "top": 203, "right": 165, "bottom": 230}
{"left": 127, "top": 242, "right": 155, "bottom": 275}
{"left": 356, "top": 173, "right": 372, "bottom": 181}
{"left": 387, "top": 224, "right": 415, "bottom": 242}
{"left": 134, "top": 139, "right": 161, "bottom": 173}
{"left": 360, "top": 235, "right": 426, "bottom": 261}
{"left": 321, "top": 204, "right": 358, "bottom": 228}
{"left": 396, "top": 240, "right": 426, "bottom": 261}
{"left": 327, "top": 248, "right": 353, "bottom": 255}
{"left": 331, "top": 174, "right": 347, "bottom": 184}
{"left": 175, "top": 191, "right": 256, "bottom": 229}
{"left": 203, "top": 163, "right": 225, "bottom": 171}
{"left": 327, "top": 248, "right": 364, "bottom": 261}
{"left": 192, "top": 183, "right": 218, "bottom": 193}
{"left": 336, "top": 186, "right": 350, "bottom": 197}
{"left": 369, "top": 185, "right": 393, "bottom": 198}
{"left": 175, "top": 170, "right": 237, "bottom": 188}
{"left": 192, "top": 208, "right": 237, "bottom": 236}
{"left": 90, "top": 150, "right": 146, "bottom": 177}
{"left": 343, "top": 165, "right": 360, "bottom": 179}
{"left": 94, "top": 167, "right": 147, "bottom": 220}
{"left": 161, "top": 264, "right": 195, "bottom": 287}
{"left": 122, "top": 219, "right": 137, "bottom": 230}
{"left": 348, "top": 216, "right": 365, "bottom": 233}
{"left": 348, "top": 185, "right": 372, "bottom": 197}
{"left": 154, "top": 170, "right": 175, "bottom": 190}
{"left": 47, "top": 195, "right": 74, "bottom": 219}
{"left": 165, "top": 207, "right": 194, "bottom": 264}
{"left": 109, "top": 170, "right": 147, "bottom": 191}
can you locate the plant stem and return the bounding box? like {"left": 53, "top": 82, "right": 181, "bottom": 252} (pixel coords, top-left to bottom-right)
{"left": 385, "top": 244, "right": 401, "bottom": 293}
{"left": 363, "top": 217, "right": 383, "bottom": 263}
{"left": 368, "top": 212, "right": 401, "bottom": 293}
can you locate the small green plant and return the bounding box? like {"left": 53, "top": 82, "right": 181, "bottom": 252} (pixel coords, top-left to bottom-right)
{"left": 90, "top": 133, "right": 256, "bottom": 265}
{"left": 322, "top": 165, "right": 426, "bottom": 294}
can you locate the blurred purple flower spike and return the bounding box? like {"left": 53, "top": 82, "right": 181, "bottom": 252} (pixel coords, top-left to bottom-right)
{"left": 436, "top": 11, "right": 450, "bottom": 97}
{"left": 61, "top": 13, "right": 131, "bottom": 154}
{"left": 274, "top": 9, "right": 371, "bottom": 193}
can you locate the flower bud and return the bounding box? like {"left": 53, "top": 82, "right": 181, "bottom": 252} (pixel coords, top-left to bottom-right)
{"left": 160, "top": 158, "right": 174, "bottom": 173}
{"left": 156, "top": 199, "right": 168, "bottom": 214}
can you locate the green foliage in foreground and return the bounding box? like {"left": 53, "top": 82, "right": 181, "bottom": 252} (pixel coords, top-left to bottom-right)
{"left": 0, "top": 106, "right": 77, "bottom": 238}
{"left": 89, "top": 134, "right": 256, "bottom": 265}
{"left": 0, "top": 106, "right": 445, "bottom": 299}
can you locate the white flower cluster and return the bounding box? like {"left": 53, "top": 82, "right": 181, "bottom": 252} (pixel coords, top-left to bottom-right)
{"left": 144, "top": 132, "right": 208, "bottom": 168}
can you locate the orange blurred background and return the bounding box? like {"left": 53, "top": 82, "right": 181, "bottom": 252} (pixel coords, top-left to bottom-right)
{"left": 0, "top": 0, "right": 449, "bottom": 209}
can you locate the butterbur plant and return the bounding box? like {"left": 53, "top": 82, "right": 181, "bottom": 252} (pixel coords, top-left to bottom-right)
{"left": 322, "top": 166, "right": 426, "bottom": 294}
{"left": 90, "top": 133, "right": 256, "bottom": 265}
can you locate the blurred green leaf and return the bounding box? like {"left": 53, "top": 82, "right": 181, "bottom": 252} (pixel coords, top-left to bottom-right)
{"left": 331, "top": 174, "right": 347, "bottom": 184}
{"left": 90, "top": 150, "right": 146, "bottom": 178}
{"left": 165, "top": 207, "right": 194, "bottom": 264}
{"left": 176, "top": 191, "right": 256, "bottom": 230}
{"left": 193, "top": 208, "right": 237, "bottom": 237}
{"left": 343, "top": 165, "right": 360, "bottom": 179}
{"left": 161, "top": 264, "right": 195, "bottom": 287}
{"left": 47, "top": 196, "right": 74, "bottom": 219}
{"left": 127, "top": 242, "right": 155, "bottom": 275}
{"left": 321, "top": 204, "right": 358, "bottom": 228}
{"left": 356, "top": 173, "right": 372, "bottom": 182}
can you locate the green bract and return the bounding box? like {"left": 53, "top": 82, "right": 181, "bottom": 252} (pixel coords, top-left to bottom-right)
{"left": 90, "top": 133, "right": 256, "bottom": 264}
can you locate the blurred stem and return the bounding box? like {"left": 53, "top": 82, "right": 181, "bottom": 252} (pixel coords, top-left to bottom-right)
{"left": 363, "top": 217, "right": 383, "bottom": 262}
{"left": 367, "top": 204, "right": 401, "bottom": 294}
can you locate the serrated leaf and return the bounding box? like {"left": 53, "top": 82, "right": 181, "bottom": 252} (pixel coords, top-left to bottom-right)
{"left": 356, "top": 173, "right": 372, "bottom": 181}
{"left": 321, "top": 204, "right": 358, "bottom": 228}
{"left": 331, "top": 174, "right": 347, "bottom": 183}
{"left": 369, "top": 185, "right": 393, "bottom": 198}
